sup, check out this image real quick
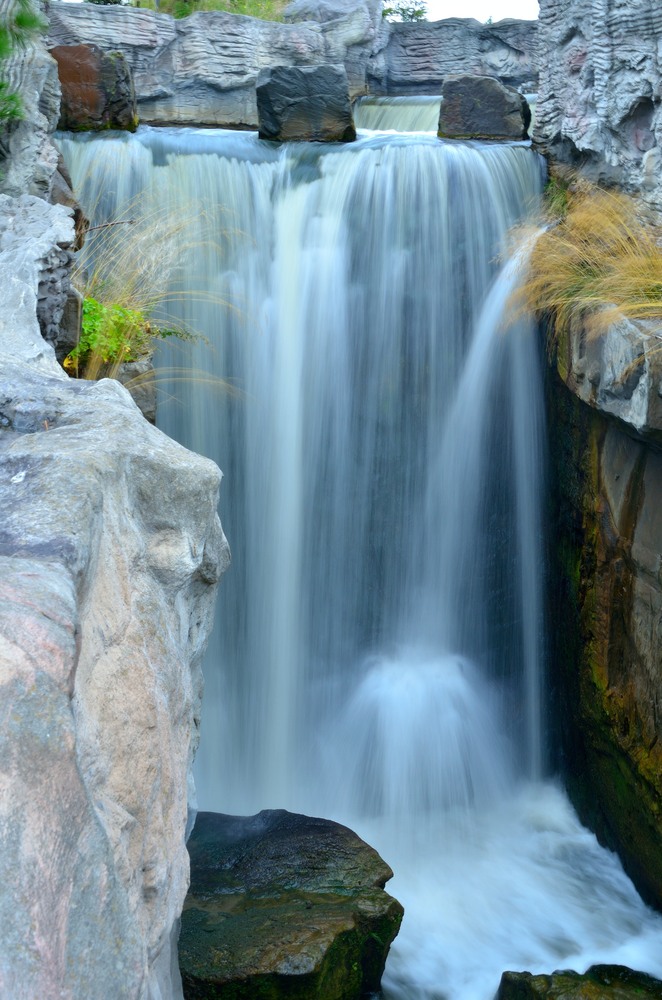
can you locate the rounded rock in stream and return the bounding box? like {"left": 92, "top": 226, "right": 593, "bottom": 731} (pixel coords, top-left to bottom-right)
{"left": 179, "top": 810, "right": 403, "bottom": 999}
{"left": 496, "top": 964, "right": 662, "bottom": 999}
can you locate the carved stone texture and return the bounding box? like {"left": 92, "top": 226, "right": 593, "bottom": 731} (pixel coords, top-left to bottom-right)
{"left": 257, "top": 63, "right": 356, "bottom": 142}
{"left": 180, "top": 810, "right": 404, "bottom": 1000}
{"left": 380, "top": 17, "right": 538, "bottom": 96}
{"left": 0, "top": 193, "right": 229, "bottom": 1000}
{"left": 535, "top": 0, "right": 662, "bottom": 217}
{"left": 50, "top": 43, "right": 139, "bottom": 132}
{"left": 0, "top": 24, "right": 61, "bottom": 199}
{"left": 46, "top": 0, "right": 380, "bottom": 127}
{"left": 438, "top": 74, "right": 531, "bottom": 140}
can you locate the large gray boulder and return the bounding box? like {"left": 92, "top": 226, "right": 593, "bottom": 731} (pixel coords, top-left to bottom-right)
{"left": 0, "top": 193, "right": 229, "bottom": 999}
{"left": 257, "top": 63, "right": 356, "bottom": 142}
{"left": 179, "top": 810, "right": 403, "bottom": 999}
{"left": 534, "top": 0, "right": 662, "bottom": 217}
{"left": 438, "top": 74, "right": 530, "bottom": 140}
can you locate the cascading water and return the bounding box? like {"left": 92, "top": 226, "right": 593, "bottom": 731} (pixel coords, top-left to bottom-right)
{"left": 353, "top": 95, "right": 442, "bottom": 132}
{"left": 59, "top": 119, "right": 662, "bottom": 999}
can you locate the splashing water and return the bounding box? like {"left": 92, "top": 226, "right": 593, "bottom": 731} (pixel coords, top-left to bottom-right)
{"left": 58, "top": 124, "right": 662, "bottom": 999}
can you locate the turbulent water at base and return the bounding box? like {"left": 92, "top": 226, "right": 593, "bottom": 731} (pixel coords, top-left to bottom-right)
{"left": 59, "top": 125, "right": 662, "bottom": 1000}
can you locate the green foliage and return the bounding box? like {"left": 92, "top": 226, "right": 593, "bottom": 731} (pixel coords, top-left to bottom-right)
{"left": 0, "top": 0, "right": 45, "bottom": 123}
{"left": 132, "top": 0, "right": 287, "bottom": 19}
{"left": 382, "top": 0, "right": 427, "bottom": 21}
{"left": 65, "top": 297, "right": 179, "bottom": 377}
{"left": 544, "top": 172, "right": 571, "bottom": 220}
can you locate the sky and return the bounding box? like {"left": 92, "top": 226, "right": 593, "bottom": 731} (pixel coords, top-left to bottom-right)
{"left": 426, "top": 0, "right": 538, "bottom": 22}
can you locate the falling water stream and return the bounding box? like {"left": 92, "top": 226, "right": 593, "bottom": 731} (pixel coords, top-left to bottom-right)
{"left": 59, "top": 115, "right": 662, "bottom": 999}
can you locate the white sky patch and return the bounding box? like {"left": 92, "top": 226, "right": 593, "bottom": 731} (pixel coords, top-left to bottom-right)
{"left": 426, "top": 0, "right": 539, "bottom": 21}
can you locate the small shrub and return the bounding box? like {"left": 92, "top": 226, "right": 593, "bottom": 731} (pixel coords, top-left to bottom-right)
{"left": 0, "top": 0, "right": 46, "bottom": 123}
{"left": 382, "top": 1, "right": 427, "bottom": 22}
{"left": 64, "top": 297, "right": 180, "bottom": 379}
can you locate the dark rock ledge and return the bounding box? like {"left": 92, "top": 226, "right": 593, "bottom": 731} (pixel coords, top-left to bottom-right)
{"left": 179, "top": 809, "right": 404, "bottom": 999}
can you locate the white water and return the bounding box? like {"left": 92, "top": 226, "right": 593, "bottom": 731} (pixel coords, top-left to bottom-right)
{"left": 58, "top": 124, "right": 662, "bottom": 999}
{"left": 354, "top": 95, "right": 442, "bottom": 132}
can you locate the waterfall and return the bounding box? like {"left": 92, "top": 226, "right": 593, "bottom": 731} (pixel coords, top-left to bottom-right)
{"left": 58, "top": 124, "right": 662, "bottom": 1000}
{"left": 354, "top": 96, "right": 442, "bottom": 132}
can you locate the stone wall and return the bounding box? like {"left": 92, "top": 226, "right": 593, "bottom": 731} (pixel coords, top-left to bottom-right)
{"left": 0, "top": 16, "right": 230, "bottom": 999}
{"left": 376, "top": 17, "right": 537, "bottom": 96}
{"left": 534, "top": 0, "right": 662, "bottom": 216}
{"left": 45, "top": 1, "right": 537, "bottom": 128}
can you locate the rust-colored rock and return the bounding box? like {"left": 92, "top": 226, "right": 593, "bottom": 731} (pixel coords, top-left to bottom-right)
{"left": 50, "top": 43, "right": 138, "bottom": 132}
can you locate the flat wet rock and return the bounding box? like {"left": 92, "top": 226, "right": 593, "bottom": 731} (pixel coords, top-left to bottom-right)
{"left": 180, "top": 809, "right": 403, "bottom": 999}
{"left": 496, "top": 964, "right": 662, "bottom": 999}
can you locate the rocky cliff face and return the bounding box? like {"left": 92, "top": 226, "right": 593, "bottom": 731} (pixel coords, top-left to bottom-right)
{"left": 535, "top": 0, "right": 662, "bottom": 909}
{"left": 378, "top": 17, "right": 537, "bottom": 96}
{"left": 0, "top": 23, "right": 229, "bottom": 1000}
{"left": 535, "top": 0, "right": 662, "bottom": 216}
{"left": 46, "top": 1, "right": 537, "bottom": 127}
{"left": 547, "top": 313, "right": 662, "bottom": 909}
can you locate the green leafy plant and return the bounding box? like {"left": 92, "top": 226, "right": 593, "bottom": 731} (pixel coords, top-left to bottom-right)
{"left": 382, "top": 1, "right": 427, "bottom": 22}
{"left": 64, "top": 297, "right": 181, "bottom": 378}
{"left": 512, "top": 179, "right": 662, "bottom": 349}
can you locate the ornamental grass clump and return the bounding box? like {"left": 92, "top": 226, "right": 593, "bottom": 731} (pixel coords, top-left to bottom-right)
{"left": 513, "top": 177, "right": 662, "bottom": 348}
{"left": 66, "top": 199, "right": 202, "bottom": 380}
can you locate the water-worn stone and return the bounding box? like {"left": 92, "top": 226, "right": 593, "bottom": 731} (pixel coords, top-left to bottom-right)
{"left": 497, "top": 964, "right": 662, "bottom": 998}
{"left": 0, "top": 193, "right": 230, "bottom": 999}
{"left": 51, "top": 43, "right": 139, "bottom": 131}
{"left": 179, "top": 810, "right": 404, "bottom": 999}
{"left": 257, "top": 63, "right": 355, "bottom": 142}
{"left": 535, "top": 0, "right": 662, "bottom": 217}
{"left": 438, "top": 74, "right": 530, "bottom": 140}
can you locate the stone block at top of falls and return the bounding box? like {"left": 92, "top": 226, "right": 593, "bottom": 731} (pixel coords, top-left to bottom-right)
{"left": 438, "top": 74, "right": 531, "bottom": 141}
{"left": 256, "top": 63, "right": 357, "bottom": 143}
{"left": 50, "top": 43, "right": 138, "bottom": 133}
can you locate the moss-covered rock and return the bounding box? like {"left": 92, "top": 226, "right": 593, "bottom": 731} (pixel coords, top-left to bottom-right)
{"left": 546, "top": 341, "right": 662, "bottom": 909}
{"left": 179, "top": 810, "right": 403, "bottom": 999}
{"left": 496, "top": 964, "right": 662, "bottom": 998}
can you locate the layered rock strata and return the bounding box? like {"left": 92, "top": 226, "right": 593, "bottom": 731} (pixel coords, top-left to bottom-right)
{"left": 0, "top": 191, "right": 229, "bottom": 999}
{"left": 45, "top": 1, "right": 538, "bottom": 128}
{"left": 534, "top": 0, "right": 662, "bottom": 216}
{"left": 378, "top": 17, "right": 538, "bottom": 96}
{"left": 179, "top": 810, "right": 404, "bottom": 999}
{"left": 547, "top": 312, "right": 662, "bottom": 908}
{"left": 46, "top": 0, "right": 383, "bottom": 127}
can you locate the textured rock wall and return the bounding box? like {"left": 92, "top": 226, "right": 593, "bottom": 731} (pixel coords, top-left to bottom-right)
{"left": 46, "top": 2, "right": 537, "bottom": 127}
{"left": 0, "top": 191, "right": 229, "bottom": 1000}
{"left": 0, "top": 15, "right": 230, "bottom": 998}
{"left": 46, "top": 0, "right": 382, "bottom": 126}
{"left": 377, "top": 17, "right": 538, "bottom": 96}
{"left": 547, "top": 314, "right": 662, "bottom": 908}
{"left": 535, "top": 0, "right": 662, "bottom": 216}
